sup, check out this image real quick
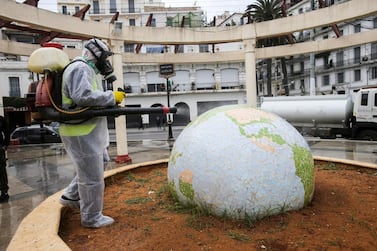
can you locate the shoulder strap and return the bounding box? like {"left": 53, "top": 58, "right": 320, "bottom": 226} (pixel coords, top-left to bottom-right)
{"left": 62, "top": 58, "right": 88, "bottom": 72}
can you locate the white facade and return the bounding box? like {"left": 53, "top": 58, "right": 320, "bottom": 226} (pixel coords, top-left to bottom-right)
{"left": 283, "top": 0, "right": 377, "bottom": 95}
{"left": 0, "top": 60, "right": 30, "bottom": 116}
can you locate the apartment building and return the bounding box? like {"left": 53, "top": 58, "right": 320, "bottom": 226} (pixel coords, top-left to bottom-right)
{"left": 273, "top": 0, "right": 377, "bottom": 95}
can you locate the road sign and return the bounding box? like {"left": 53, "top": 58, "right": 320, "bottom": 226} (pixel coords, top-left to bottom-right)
{"left": 159, "top": 64, "right": 175, "bottom": 79}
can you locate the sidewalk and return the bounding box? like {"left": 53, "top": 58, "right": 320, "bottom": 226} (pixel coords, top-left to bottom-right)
{"left": 0, "top": 141, "right": 170, "bottom": 251}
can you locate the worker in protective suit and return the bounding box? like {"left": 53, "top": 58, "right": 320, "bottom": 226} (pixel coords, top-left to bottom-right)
{"left": 59, "top": 38, "right": 126, "bottom": 228}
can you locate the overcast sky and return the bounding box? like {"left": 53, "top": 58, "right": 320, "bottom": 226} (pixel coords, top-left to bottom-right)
{"left": 162, "top": 0, "right": 255, "bottom": 18}
{"left": 35, "top": 0, "right": 256, "bottom": 19}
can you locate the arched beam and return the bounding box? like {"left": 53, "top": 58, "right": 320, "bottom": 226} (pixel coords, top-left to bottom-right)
{"left": 2, "top": 0, "right": 376, "bottom": 46}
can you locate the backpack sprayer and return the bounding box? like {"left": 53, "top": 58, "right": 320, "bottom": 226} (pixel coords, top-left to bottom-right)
{"left": 26, "top": 44, "right": 177, "bottom": 123}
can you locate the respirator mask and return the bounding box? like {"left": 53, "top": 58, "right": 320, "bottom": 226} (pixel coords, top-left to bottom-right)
{"left": 85, "top": 39, "right": 117, "bottom": 83}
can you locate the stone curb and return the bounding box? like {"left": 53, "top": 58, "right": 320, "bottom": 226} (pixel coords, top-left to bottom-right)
{"left": 313, "top": 155, "right": 377, "bottom": 170}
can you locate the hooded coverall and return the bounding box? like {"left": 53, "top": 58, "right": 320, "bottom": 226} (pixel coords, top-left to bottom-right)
{"left": 60, "top": 58, "right": 115, "bottom": 227}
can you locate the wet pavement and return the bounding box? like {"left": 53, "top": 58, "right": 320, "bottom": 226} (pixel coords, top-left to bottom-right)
{"left": 306, "top": 137, "right": 377, "bottom": 165}
{"left": 1, "top": 135, "right": 377, "bottom": 251}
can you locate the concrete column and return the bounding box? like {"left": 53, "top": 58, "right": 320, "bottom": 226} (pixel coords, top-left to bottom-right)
{"left": 190, "top": 100, "right": 198, "bottom": 121}
{"left": 214, "top": 66, "right": 221, "bottom": 90}
{"left": 139, "top": 69, "right": 147, "bottom": 93}
{"left": 189, "top": 66, "right": 196, "bottom": 90}
{"left": 309, "top": 53, "right": 316, "bottom": 96}
{"left": 110, "top": 39, "right": 131, "bottom": 164}
{"left": 244, "top": 38, "right": 257, "bottom": 107}
{"left": 309, "top": 29, "right": 316, "bottom": 96}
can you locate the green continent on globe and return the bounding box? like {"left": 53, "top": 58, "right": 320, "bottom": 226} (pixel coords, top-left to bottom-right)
{"left": 168, "top": 180, "right": 179, "bottom": 201}
{"left": 293, "top": 145, "right": 315, "bottom": 206}
{"left": 241, "top": 127, "right": 286, "bottom": 146}
{"left": 169, "top": 150, "right": 182, "bottom": 165}
{"left": 179, "top": 179, "right": 194, "bottom": 201}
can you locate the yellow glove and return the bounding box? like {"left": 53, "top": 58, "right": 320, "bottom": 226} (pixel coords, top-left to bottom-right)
{"left": 113, "top": 91, "right": 126, "bottom": 104}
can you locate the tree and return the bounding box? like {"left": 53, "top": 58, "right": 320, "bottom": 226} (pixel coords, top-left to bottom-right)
{"left": 245, "top": 0, "right": 291, "bottom": 96}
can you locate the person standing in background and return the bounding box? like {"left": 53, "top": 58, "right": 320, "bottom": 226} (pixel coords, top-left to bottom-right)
{"left": 0, "top": 115, "right": 10, "bottom": 203}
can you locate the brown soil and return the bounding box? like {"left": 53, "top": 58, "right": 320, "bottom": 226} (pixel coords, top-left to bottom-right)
{"left": 59, "top": 160, "right": 377, "bottom": 251}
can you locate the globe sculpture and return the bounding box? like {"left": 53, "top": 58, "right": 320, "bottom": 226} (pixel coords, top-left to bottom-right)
{"left": 168, "top": 105, "right": 314, "bottom": 219}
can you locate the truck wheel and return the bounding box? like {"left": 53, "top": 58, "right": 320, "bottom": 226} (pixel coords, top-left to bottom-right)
{"left": 356, "top": 130, "right": 377, "bottom": 141}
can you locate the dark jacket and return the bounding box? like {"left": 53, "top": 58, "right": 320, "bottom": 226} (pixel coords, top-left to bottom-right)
{"left": 0, "top": 116, "right": 10, "bottom": 147}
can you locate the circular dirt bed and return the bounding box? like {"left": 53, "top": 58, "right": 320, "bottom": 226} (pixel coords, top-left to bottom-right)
{"left": 59, "top": 160, "right": 377, "bottom": 250}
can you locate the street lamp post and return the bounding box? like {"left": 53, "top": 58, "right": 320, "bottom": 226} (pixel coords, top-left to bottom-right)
{"left": 159, "top": 63, "right": 176, "bottom": 141}
{"left": 166, "top": 78, "right": 174, "bottom": 140}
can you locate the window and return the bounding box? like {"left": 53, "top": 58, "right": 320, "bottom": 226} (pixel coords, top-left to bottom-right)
{"left": 129, "top": 19, "right": 135, "bottom": 26}
{"left": 199, "top": 44, "right": 209, "bottom": 53}
{"left": 151, "top": 18, "right": 156, "bottom": 27}
{"left": 146, "top": 46, "right": 163, "bottom": 53}
{"left": 110, "top": 0, "right": 117, "bottom": 13}
{"left": 300, "top": 80, "right": 305, "bottom": 93}
{"left": 290, "top": 81, "right": 295, "bottom": 90}
{"left": 337, "top": 72, "right": 344, "bottom": 84}
{"left": 75, "top": 6, "right": 79, "bottom": 14}
{"left": 175, "top": 45, "right": 184, "bottom": 53}
{"left": 62, "top": 6, "right": 67, "bottom": 15}
{"left": 124, "top": 43, "right": 134, "bottom": 53}
{"left": 9, "top": 77, "right": 21, "bottom": 97}
{"left": 354, "top": 23, "right": 361, "bottom": 33}
{"left": 354, "top": 47, "right": 360, "bottom": 63}
{"left": 371, "top": 43, "right": 377, "bottom": 60}
{"left": 371, "top": 66, "right": 377, "bottom": 79}
{"left": 361, "top": 93, "right": 368, "bottom": 106}
{"left": 375, "top": 93, "right": 377, "bottom": 107}
{"left": 300, "top": 62, "right": 304, "bottom": 73}
{"left": 93, "top": 0, "right": 99, "bottom": 14}
{"left": 354, "top": 69, "right": 361, "bottom": 81}
{"left": 166, "top": 17, "right": 173, "bottom": 27}
{"left": 336, "top": 51, "right": 344, "bottom": 66}
{"left": 373, "top": 17, "right": 377, "bottom": 28}
{"left": 128, "top": 0, "right": 135, "bottom": 13}
{"left": 323, "top": 75, "right": 330, "bottom": 86}
{"left": 147, "top": 83, "right": 165, "bottom": 92}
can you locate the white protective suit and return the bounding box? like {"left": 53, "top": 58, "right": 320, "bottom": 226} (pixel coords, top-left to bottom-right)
{"left": 60, "top": 39, "right": 116, "bottom": 228}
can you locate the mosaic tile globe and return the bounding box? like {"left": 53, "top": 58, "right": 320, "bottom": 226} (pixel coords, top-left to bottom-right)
{"left": 168, "top": 105, "right": 314, "bottom": 219}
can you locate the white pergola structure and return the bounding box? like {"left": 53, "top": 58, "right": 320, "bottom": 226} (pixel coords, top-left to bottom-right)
{"left": 1, "top": 0, "right": 377, "bottom": 161}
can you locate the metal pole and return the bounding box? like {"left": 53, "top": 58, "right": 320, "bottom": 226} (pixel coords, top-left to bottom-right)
{"left": 166, "top": 78, "right": 174, "bottom": 140}
{"left": 309, "top": 1, "right": 316, "bottom": 96}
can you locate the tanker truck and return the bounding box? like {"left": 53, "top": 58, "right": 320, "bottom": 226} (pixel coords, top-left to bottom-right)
{"left": 260, "top": 88, "right": 377, "bottom": 141}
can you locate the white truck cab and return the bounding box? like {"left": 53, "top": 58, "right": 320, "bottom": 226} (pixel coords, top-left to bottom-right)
{"left": 353, "top": 88, "right": 377, "bottom": 124}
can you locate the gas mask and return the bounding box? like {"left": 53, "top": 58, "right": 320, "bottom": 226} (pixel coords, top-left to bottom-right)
{"left": 85, "top": 39, "right": 117, "bottom": 83}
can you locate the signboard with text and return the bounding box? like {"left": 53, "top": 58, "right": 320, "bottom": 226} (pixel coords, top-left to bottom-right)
{"left": 159, "top": 64, "right": 175, "bottom": 79}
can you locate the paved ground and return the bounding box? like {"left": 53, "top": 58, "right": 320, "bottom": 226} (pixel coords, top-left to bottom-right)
{"left": 1, "top": 135, "right": 377, "bottom": 251}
